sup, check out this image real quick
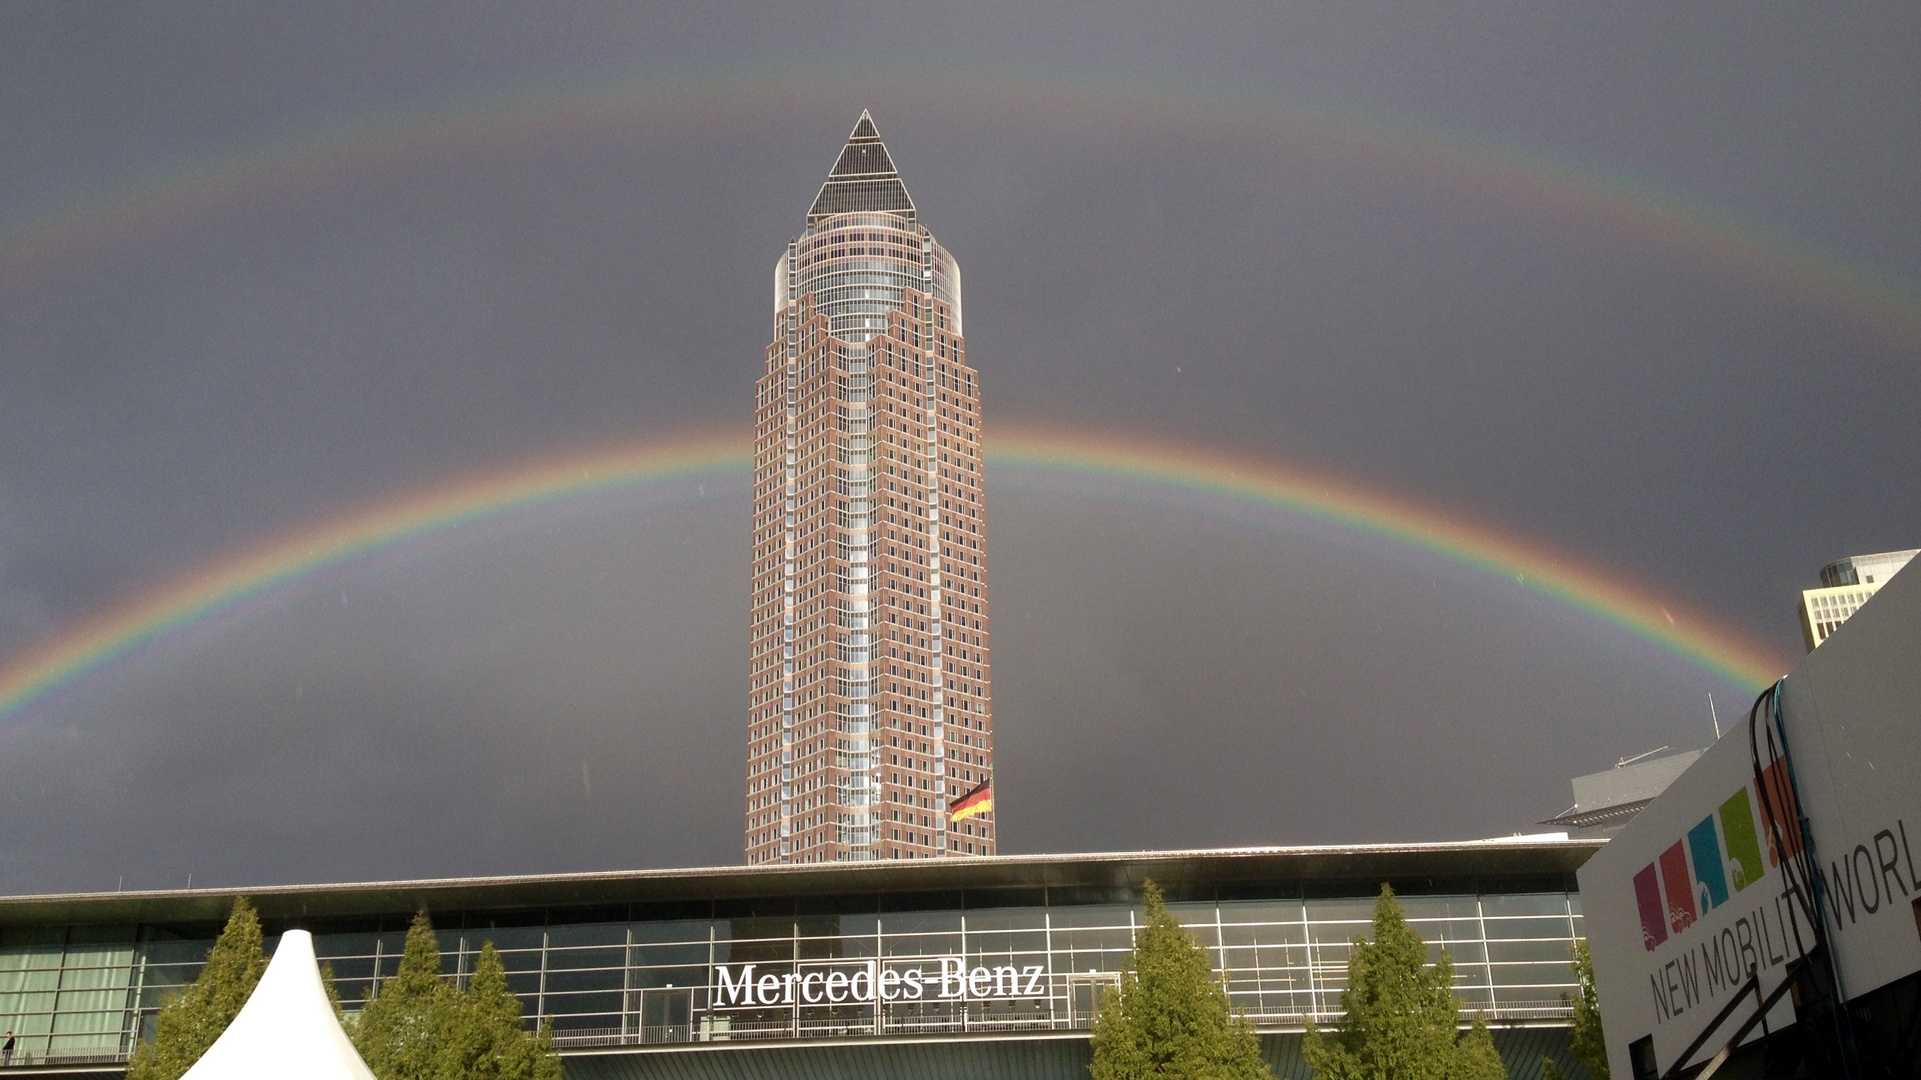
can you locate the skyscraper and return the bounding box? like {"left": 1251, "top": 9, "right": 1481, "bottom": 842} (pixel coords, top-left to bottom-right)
{"left": 744, "top": 113, "right": 995, "bottom": 864}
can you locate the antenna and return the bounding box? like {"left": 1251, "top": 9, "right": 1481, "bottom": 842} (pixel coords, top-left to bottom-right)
{"left": 1617, "top": 745, "right": 1671, "bottom": 768}
{"left": 1710, "top": 692, "right": 1722, "bottom": 739}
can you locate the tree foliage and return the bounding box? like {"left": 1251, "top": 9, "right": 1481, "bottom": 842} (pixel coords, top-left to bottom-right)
{"left": 1302, "top": 885, "right": 1507, "bottom": 1080}
{"left": 1089, "top": 880, "right": 1272, "bottom": 1080}
{"left": 1542, "top": 939, "right": 1608, "bottom": 1080}
{"left": 1454, "top": 1018, "right": 1507, "bottom": 1080}
{"left": 436, "top": 944, "right": 560, "bottom": 1080}
{"left": 354, "top": 910, "right": 451, "bottom": 1080}
{"left": 127, "top": 897, "right": 268, "bottom": 1080}
{"left": 351, "top": 909, "right": 559, "bottom": 1080}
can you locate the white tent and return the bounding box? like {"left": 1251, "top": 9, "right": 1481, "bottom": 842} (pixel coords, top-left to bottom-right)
{"left": 182, "top": 929, "right": 377, "bottom": 1079}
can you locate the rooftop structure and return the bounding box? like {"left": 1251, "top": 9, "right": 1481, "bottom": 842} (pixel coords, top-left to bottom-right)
{"left": 1539, "top": 748, "right": 1701, "bottom": 838}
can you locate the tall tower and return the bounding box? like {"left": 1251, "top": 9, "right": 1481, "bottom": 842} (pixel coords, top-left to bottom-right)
{"left": 744, "top": 113, "right": 996, "bottom": 864}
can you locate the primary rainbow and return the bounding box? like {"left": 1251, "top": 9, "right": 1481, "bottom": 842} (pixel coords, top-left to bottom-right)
{"left": 0, "top": 432, "right": 745, "bottom": 727}
{"left": 992, "top": 429, "right": 1788, "bottom": 688}
{"left": 2, "top": 69, "right": 1917, "bottom": 350}
{"left": 0, "top": 426, "right": 1788, "bottom": 726}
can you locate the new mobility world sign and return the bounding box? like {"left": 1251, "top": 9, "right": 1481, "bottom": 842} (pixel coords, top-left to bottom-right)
{"left": 1580, "top": 723, "right": 1812, "bottom": 1078}
{"left": 712, "top": 958, "right": 1047, "bottom": 1007}
{"left": 1579, "top": 563, "right": 1921, "bottom": 1079}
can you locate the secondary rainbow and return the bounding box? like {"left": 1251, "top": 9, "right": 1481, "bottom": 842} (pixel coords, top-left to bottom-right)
{"left": 0, "top": 427, "right": 1789, "bottom": 726}
{"left": 3, "top": 70, "right": 1917, "bottom": 350}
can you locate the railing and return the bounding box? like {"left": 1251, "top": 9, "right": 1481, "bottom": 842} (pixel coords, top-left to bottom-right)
{"left": 544, "top": 1000, "right": 1575, "bottom": 1052}
{"left": 0, "top": 1048, "right": 132, "bottom": 1069}
{"left": 0, "top": 1003, "right": 1579, "bottom": 1065}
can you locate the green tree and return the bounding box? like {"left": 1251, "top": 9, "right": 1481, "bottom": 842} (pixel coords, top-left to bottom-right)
{"left": 434, "top": 943, "right": 560, "bottom": 1080}
{"left": 1454, "top": 1017, "right": 1507, "bottom": 1080}
{"left": 350, "top": 910, "right": 562, "bottom": 1080}
{"left": 354, "top": 910, "right": 453, "bottom": 1080}
{"left": 1542, "top": 940, "right": 1608, "bottom": 1080}
{"left": 1303, "top": 885, "right": 1507, "bottom": 1080}
{"left": 1089, "top": 880, "right": 1272, "bottom": 1080}
{"left": 126, "top": 897, "right": 268, "bottom": 1080}
{"left": 321, "top": 962, "right": 347, "bottom": 1022}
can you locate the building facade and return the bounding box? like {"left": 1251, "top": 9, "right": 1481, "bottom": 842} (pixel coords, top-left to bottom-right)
{"left": 1797, "top": 548, "right": 1915, "bottom": 651}
{"left": 747, "top": 113, "right": 994, "bottom": 865}
{"left": 0, "top": 842, "right": 1598, "bottom": 1079}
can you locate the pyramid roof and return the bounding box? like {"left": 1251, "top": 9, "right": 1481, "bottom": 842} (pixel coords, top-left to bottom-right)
{"left": 806, "top": 110, "right": 916, "bottom": 223}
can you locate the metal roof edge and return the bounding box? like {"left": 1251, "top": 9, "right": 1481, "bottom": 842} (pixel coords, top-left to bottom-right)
{"left": 0, "top": 840, "right": 1605, "bottom": 926}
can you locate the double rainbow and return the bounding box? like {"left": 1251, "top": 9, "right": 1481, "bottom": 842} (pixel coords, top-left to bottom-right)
{"left": 0, "top": 427, "right": 1789, "bottom": 727}
{"left": 0, "top": 71, "right": 1870, "bottom": 708}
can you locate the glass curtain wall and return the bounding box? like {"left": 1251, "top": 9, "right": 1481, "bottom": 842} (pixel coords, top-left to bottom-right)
{"left": 0, "top": 887, "right": 1582, "bottom": 1063}
{"left": 0, "top": 926, "right": 138, "bottom": 1066}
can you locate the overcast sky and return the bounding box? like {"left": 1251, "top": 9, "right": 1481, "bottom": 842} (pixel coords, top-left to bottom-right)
{"left": 1, "top": 2, "right": 1916, "bottom": 895}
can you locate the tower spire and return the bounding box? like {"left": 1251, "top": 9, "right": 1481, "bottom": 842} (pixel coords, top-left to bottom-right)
{"left": 807, "top": 110, "right": 916, "bottom": 223}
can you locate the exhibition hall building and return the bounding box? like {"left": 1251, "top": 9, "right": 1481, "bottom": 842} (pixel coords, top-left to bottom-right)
{"left": 0, "top": 840, "right": 1597, "bottom": 1079}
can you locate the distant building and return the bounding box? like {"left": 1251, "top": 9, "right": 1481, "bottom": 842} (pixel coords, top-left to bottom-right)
{"left": 1799, "top": 548, "right": 1916, "bottom": 651}
{"left": 746, "top": 113, "right": 994, "bottom": 865}
{"left": 1539, "top": 748, "right": 1701, "bottom": 839}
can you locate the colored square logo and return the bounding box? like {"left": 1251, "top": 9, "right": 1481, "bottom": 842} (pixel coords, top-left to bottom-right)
{"left": 1660, "top": 840, "right": 1696, "bottom": 934}
{"left": 1634, "top": 862, "right": 1667, "bottom": 951}
{"left": 1758, "top": 758, "right": 1804, "bottom": 866}
{"left": 1688, "top": 815, "right": 1729, "bottom": 911}
{"left": 1719, "top": 788, "right": 1765, "bottom": 891}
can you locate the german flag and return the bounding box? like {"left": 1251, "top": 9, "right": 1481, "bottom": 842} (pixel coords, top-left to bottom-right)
{"left": 949, "top": 778, "right": 993, "bottom": 822}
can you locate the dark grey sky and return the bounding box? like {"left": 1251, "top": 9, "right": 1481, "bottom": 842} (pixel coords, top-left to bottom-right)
{"left": 1, "top": 2, "right": 1916, "bottom": 894}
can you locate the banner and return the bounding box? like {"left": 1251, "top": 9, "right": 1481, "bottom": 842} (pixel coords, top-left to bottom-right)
{"left": 1579, "top": 563, "right": 1921, "bottom": 1078}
